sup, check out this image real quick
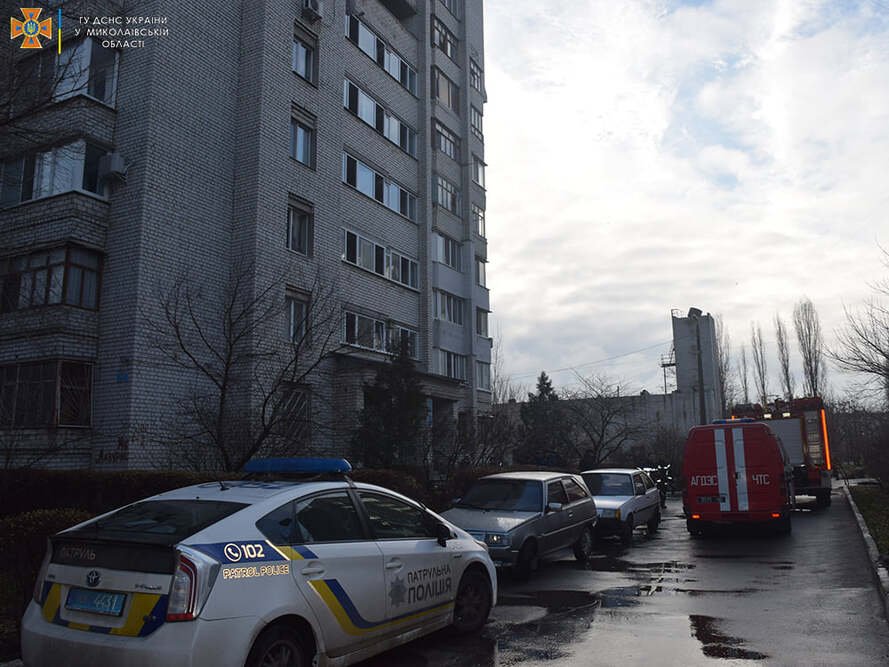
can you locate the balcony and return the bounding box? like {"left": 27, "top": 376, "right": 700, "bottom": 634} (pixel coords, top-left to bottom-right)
{"left": 379, "top": 0, "right": 417, "bottom": 20}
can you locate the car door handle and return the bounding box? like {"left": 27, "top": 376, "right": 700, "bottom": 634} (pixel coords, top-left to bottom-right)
{"left": 385, "top": 559, "right": 404, "bottom": 571}
{"left": 567, "top": 511, "right": 574, "bottom": 518}
{"left": 301, "top": 565, "right": 325, "bottom": 576}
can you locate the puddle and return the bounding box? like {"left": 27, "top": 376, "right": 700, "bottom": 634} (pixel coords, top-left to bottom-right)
{"left": 674, "top": 587, "right": 759, "bottom": 597}
{"left": 689, "top": 614, "right": 769, "bottom": 661}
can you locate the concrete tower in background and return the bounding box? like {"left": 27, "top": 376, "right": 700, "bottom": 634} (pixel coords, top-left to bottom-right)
{"left": 671, "top": 308, "right": 723, "bottom": 424}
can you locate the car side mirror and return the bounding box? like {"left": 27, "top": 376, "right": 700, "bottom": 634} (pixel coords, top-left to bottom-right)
{"left": 451, "top": 497, "right": 462, "bottom": 506}
{"left": 546, "top": 502, "right": 563, "bottom": 513}
{"left": 436, "top": 522, "right": 452, "bottom": 547}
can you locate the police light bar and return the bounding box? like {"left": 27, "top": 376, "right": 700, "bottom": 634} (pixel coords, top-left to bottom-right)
{"left": 243, "top": 457, "right": 352, "bottom": 474}
{"left": 712, "top": 418, "right": 755, "bottom": 424}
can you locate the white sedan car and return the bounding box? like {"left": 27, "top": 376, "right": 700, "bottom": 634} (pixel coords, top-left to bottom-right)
{"left": 21, "top": 458, "right": 496, "bottom": 667}
{"left": 580, "top": 468, "right": 661, "bottom": 544}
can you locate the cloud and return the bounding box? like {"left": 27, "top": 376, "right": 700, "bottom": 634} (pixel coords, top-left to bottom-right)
{"left": 485, "top": 0, "right": 889, "bottom": 396}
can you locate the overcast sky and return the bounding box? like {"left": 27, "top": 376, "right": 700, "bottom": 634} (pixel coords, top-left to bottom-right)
{"left": 483, "top": 0, "right": 889, "bottom": 399}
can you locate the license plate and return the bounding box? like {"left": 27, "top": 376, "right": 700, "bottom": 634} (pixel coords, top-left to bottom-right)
{"left": 65, "top": 588, "right": 126, "bottom": 616}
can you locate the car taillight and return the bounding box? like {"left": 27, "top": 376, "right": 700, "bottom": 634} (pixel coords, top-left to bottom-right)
{"left": 167, "top": 555, "right": 198, "bottom": 621}
{"left": 32, "top": 539, "right": 52, "bottom": 604}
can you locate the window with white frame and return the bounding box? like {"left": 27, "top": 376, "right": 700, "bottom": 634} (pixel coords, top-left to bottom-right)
{"left": 388, "top": 249, "right": 419, "bottom": 289}
{"left": 344, "top": 311, "right": 387, "bottom": 352}
{"left": 55, "top": 38, "right": 118, "bottom": 106}
{"left": 343, "top": 230, "right": 418, "bottom": 289}
{"left": 472, "top": 155, "right": 485, "bottom": 188}
{"left": 432, "top": 17, "right": 458, "bottom": 61}
{"left": 0, "top": 140, "right": 105, "bottom": 207}
{"left": 470, "top": 59, "right": 483, "bottom": 92}
{"left": 472, "top": 203, "right": 485, "bottom": 237}
{"left": 432, "top": 68, "right": 460, "bottom": 114}
{"left": 345, "top": 15, "right": 417, "bottom": 94}
{"left": 290, "top": 108, "right": 316, "bottom": 167}
{"left": 476, "top": 308, "right": 489, "bottom": 337}
{"left": 286, "top": 292, "right": 309, "bottom": 343}
{"left": 433, "top": 121, "right": 459, "bottom": 160}
{"left": 470, "top": 105, "right": 483, "bottom": 139}
{"left": 342, "top": 153, "right": 417, "bottom": 220}
{"left": 432, "top": 232, "right": 462, "bottom": 271}
{"left": 292, "top": 25, "right": 317, "bottom": 83}
{"left": 343, "top": 80, "right": 417, "bottom": 157}
{"left": 287, "top": 199, "right": 313, "bottom": 256}
{"left": 476, "top": 257, "right": 486, "bottom": 287}
{"left": 390, "top": 325, "right": 419, "bottom": 359}
{"left": 436, "top": 349, "right": 467, "bottom": 380}
{"left": 434, "top": 289, "right": 464, "bottom": 325}
{"left": 435, "top": 174, "right": 460, "bottom": 215}
{"left": 476, "top": 361, "right": 491, "bottom": 391}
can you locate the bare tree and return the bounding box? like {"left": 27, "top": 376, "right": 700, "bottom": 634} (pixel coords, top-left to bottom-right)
{"left": 775, "top": 313, "right": 795, "bottom": 400}
{"left": 715, "top": 315, "right": 735, "bottom": 417}
{"left": 143, "top": 263, "right": 344, "bottom": 471}
{"left": 794, "top": 297, "right": 827, "bottom": 397}
{"left": 490, "top": 328, "right": 519, "bottom": 405}
{"left": 750, "top": 323, "right": 769, "bottom": 405}
{"left": 737, "top": 344, "right": 750, "bottom": 404}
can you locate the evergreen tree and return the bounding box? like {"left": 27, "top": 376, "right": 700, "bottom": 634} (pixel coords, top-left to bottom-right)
{"left": 517, "top": 372, "right": 566, "bottom": 465}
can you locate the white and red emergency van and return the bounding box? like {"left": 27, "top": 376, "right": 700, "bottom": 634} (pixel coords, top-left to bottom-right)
{"left": 682, "top": 420, "right": 793, "bottom": 535}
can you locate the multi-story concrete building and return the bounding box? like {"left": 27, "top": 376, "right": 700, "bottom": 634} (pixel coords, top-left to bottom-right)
{"left": 0, "top": 0, "right": 491, "bottom": 468}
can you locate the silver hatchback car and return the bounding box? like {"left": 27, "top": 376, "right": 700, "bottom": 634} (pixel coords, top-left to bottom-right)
{"left": 441, "top": 472, "right": 598, "bottom": 579}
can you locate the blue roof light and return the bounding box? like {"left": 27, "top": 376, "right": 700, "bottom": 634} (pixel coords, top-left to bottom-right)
{"left": 243, "top": 457, "right": 352, "bottom": 474}
{"left": 712, "top": 418, "right": 756, "bottom": 424}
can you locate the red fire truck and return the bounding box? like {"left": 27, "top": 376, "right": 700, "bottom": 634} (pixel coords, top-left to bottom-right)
{"left": 683, "top": 421, "right": 794, "bottom": 534}
{"left": 731, "top": 397, "right": 833, "bottom": 507}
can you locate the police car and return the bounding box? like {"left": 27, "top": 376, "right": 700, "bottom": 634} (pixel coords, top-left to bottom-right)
{"left": 21, "top": 458, "right": 496, "bottom": 667}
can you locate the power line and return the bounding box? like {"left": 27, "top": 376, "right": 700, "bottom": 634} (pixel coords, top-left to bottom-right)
{"left": 508, "top": 338, "right": 675, "bottom": 380}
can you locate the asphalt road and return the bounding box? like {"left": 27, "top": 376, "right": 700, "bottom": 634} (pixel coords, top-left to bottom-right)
{"left": 359, "top": 488, "right": 889, "bottom": 666}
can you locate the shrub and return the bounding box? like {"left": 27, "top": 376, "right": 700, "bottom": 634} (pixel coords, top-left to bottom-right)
{"left": 350, "top": 468, "right": 427, "bottom": 504}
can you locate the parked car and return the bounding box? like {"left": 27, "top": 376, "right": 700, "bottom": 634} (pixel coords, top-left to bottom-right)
{"left": 581, "top": 468, "right": 661, "bottom": 544}
{"left": 21, "top": 458, "right": 496, "bottom": 667}
{"left": 441, "top": 471, "right": 597, "bottom": 579}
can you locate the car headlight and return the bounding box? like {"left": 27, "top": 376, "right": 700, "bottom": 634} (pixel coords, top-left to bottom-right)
{"left": 484, "top": 533, "right": 510, "bottom": 548}
{"left": 599, "top": 509, "right": 621, "bottom": 520}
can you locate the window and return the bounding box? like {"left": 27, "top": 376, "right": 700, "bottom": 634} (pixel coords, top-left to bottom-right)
{"left": 286, "top": 292, "right": 309, "bottom": 343}
{"left": 433, "top": 121, "right": 459, "bottom": 160}
{"left": 359, "top": 492, "right": 437, "bottom": 539}
{"left": 345, "top": 15, "right": 417, "bottom": 94}
{"left": 294, "top": 492, "right": 365, "bottom": 543}
{"left": 472, "top": 155, "right": 485, "bottom": 188}
{"left": 0, "top": 360, "right": 92, "bottom": 427}
{"left": 290, "top": 108, "right": 315, "bottom": 167}
{"left": 434, "top": 289, "right": 464, "bottom": 325}
{"left": 564, "top": 478, "right": 589, "bottom": 502}
{"left": 470, "top": 106, "right": 483, "bottom": 139}
{"left": 343, "top": 80, "right": 417, "bottom": 157}
{"left": 342, "top": 154, "right": 416, "bottom": 220}
{"left": 1, "top": 140, "right": 105, "bottom": 207}
{"left": 476, "top": 257, "right": 486, "bottom": 287}
{"left": 633, "top": 474, "right": 646, "bottom": 496}
{"left": 287, "top": 200, "right": 313, "bottom": 256}
{"left": 390, "top": 325, "right": 419, "bottom": 359}
{"left": 432, "top": 17, "right": 458, "bottom": 62}
{"left": 476, "top": 308, "right": 489, "bottom": 337}
{"left": 257, "top": 502, "right": 298, "bottom": 545}
{"left": 472, "top": 204, "right": 485, "bottom": 237}
{"left": 344, "top": 311, "right": 387, "bottom": 352}
{"left": 547, "top": 481, "right": 569, "bottom": 505}
{"left": 476, "top": 361, "right": 491, "bottom": 391}
{"left": 1, "top": 245, "right": 101, "bottom": 313}
{"left": 440, "top": 0, "right": 462, "bottom": 19}
{"left": 274, "top": 384, "right": 310, "bottom": 445}
{"left": 292, "top": 25, "right": 317, "bottom": 83}
{"left": 470, "top": 59, "right": 483, "bottom": 92}
{"left": 436, "top": 349, "right": 467, "bottom": 380}
{"left": 435, "top": 174, "right": 460, "bottom": 215}
{"left": 432, "top": 68, "right": 459, "bottom": 114}
{"left": 432, "top": 232, "right": 462, "bottom": 271}
{"left": 343, "top": 230, "right": 418, "bottom": 289}
{"left": 56, "top": 38, "right": 118, "bottom": 105}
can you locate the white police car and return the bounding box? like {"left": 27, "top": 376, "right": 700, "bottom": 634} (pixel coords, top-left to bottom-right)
{"left": 21, "top": 458, "right": 496, "bottom": 667}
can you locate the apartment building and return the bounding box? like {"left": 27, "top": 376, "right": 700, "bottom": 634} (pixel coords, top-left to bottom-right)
{"left": 0, "top": 0, "right": 491, "bottom": 468}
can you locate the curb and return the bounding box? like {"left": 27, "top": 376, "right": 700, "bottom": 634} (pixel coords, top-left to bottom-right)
{"left": 844, "top": 485, "right": 889, "bottom": 624}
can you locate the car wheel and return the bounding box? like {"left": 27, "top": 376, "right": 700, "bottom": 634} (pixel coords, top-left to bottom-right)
{"left": 573, "top": 526, "right": 595, "bottom": 562}
{"left": 620, "top": 515, "right": 634, "bottom": 544}
{"left": 647, "top": 508, "right": 661, "bottom": 533}
{"left": 452, "top": 569, "right": 493, "bottom": 633}
{"left": 513, "top": 541, "right": 537, "bottom": 580}
{"left": 246, "top": 624, "right": 309, "bottom": 667}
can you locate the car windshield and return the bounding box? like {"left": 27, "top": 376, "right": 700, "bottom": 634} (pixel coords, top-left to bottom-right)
{"left": 458, "top": 479, "right": 542, "bottom": 512}
{"left": 584, "top": 473, "right": 634, "bottom": 496}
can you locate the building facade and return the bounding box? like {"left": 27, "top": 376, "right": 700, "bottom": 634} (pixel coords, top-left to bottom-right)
{"left": 0, "top": 0, "right": 491, "bottom": 468}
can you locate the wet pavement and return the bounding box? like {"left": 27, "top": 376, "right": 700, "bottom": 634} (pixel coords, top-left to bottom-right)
{"left": 359, "top": 488, "right": 889, "bottom": 666}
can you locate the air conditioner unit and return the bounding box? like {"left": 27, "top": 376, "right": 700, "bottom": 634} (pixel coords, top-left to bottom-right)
{"left": 98, "top": 152, "right": 127, "bottom": 183}
{"left": 302, "top": 0, "right": 322, "bottom": 21}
